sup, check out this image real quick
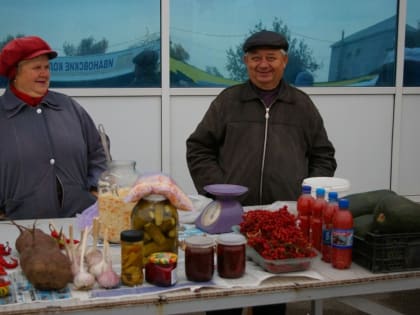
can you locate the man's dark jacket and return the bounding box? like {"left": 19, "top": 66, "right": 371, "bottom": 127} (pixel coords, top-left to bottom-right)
{"left": 186, "top": 80, "right": 337, "bottom": 206}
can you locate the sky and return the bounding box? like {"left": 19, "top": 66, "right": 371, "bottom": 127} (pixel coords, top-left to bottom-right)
{"left": 0, "top": 0, "right": 160, "bottom": 54}
{"left": 170, "top": 0, "right": 402, "bottom": 80}
{"left": 1, "top": 0, "right": 418, "bottom": 82}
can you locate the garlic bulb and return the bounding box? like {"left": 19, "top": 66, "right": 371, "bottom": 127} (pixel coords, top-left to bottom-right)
{"left": 86, "top": 217, "right": 103, "bottom": 267}
{"left": 95, "top": 231, "right": 120, "bottom": 289}
{"left": 96, "top": 265, "right": 120, "bottom": 289}
{"left": 73, "top": 227, "right": 95, "bottom": 290}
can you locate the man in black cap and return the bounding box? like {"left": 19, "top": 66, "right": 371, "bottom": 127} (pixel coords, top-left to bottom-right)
{"left": 187, "top": 30, "right": 336, "bottom": 314}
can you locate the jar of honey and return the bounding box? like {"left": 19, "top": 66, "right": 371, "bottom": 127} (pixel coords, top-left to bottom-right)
{"left": 120, "top": 229, "right": 144, "bottom": 286}
{"left": 216, "top": 234, "right": 246, "bottom": 278}
{"left": 145, "top": 252, "right": 177, "bottom": 286}
{"left": 185, "top": 236, "right": 214, "bottom": 282}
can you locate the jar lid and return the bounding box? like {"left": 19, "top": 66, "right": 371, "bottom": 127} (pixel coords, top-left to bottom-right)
{"left": 144, "top": 194, "right": 167, "bottom": 202}
{"left": 185, "top": 235, "right": 215, "bottom": 248}
{"left": 120, "top": 229, "right": 144, "bottom": 242}
{"left": 216, "top": 234, "right": 246, "bottom": 246}
{"left": 148, "top": 252, "right": 177, "bottom": 264}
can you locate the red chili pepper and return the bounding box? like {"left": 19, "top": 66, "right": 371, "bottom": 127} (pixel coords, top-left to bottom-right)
{"left": 49, "top": 224, "right": 79, "bottom": 249}
{"left": 0, "top": 256, "right": 18, "bottom": 269}
{"left": 0, "top": 242, "right": 12, "bottom": 256}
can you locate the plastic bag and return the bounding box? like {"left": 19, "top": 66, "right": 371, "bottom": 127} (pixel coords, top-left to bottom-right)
{"left": 125, "top": 173, "right": 193, "bottom": 211}
{"left": 75, "top": 201, "right": 99, "bottom": 230}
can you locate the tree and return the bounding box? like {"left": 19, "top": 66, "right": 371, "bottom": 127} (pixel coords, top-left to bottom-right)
{"left": 205, "top": 66, "right": 223, "bottom": 78}
{"left": 170, "top": 41, "right": 190, "bottom": 62}
{"left": 226, "top": 18, "right": 321, "bottom": 83}
{"left": 63, "top": 36, "right": 108, "bottom": 56}
{"left": 0, "top": 34, "right": 25, "bottom": 50}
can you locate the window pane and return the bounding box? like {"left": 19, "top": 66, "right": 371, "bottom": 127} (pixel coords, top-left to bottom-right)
{"left": 0, "top": 0, "right": 160, "bottom": 88}
{"left": 404, "top": 0, "right": 420, "bottom": 86}
{"left": 170, "top": 0, "right": 398, "bottom": 87}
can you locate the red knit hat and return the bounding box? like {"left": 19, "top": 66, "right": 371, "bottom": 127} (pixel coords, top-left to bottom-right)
{"left": 0, "top": 36, "right": 57, "bottom": 79}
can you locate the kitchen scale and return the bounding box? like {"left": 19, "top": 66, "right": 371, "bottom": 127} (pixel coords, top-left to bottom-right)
{"left": 195, "top": 184, "right": 248, "bottom": 234}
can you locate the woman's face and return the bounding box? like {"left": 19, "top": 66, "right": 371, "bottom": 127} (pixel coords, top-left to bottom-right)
{"left": 14, "top": 54, "right": 51, "bottom": 97}
{"left": 243, "top": 48, "right": 288, "bottom": 90}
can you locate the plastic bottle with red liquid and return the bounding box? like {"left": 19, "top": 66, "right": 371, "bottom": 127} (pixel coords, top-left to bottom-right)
{"left": 311, "top": 188, "right": 327, "bottom": 251}
{"left": 297, "top": 185, "right": 314, "bottom": 241}
{"left": 321, "top": 191, "right": 339, "bottom": 262}
{"left": 331, "top": 198, "right": 354, "bottom": 269}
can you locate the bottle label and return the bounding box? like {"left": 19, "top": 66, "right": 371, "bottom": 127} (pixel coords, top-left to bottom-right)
{"left": 322, "top": 227, "right": 331, "bottom": 245}
{"left": 331, "top": 228, "right": 353, "bottom": 249}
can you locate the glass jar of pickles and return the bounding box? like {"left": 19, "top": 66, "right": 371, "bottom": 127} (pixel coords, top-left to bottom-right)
{"left": 120, "top": 229, "right": 144, "bottom": 286}
{"left": 98, "top": 160, "right": 139, "bottom": 243}
{"left": 131, "top": 194, "right": 179, "bottom": 264}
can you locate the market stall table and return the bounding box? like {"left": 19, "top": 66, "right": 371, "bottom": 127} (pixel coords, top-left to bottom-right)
{"left": 0, "top": 218, "right": 419, "bottom": 315}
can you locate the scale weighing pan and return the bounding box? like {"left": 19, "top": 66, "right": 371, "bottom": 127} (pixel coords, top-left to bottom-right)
{"left": 195, "top": 184, "right": 248, "bottom": 234}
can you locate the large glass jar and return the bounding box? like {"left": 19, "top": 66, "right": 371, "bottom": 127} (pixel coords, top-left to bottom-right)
{"left": 131, "top": 194, "right": 179, "bottom": 265}
{"left": 98, "top": 160, "right": 139, "bottom": 243}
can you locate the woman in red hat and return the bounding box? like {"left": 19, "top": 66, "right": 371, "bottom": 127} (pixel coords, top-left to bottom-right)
{"left": 0, "top": 36, "right": 107, "bottom": 219}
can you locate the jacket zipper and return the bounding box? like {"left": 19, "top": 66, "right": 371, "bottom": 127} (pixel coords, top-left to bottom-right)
{"left": 259, "top": 104, "right": 271, "bottom": 204}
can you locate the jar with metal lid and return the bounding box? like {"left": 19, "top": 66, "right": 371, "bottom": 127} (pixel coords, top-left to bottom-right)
{"left": 145, "top": 252, "right": 177, "bottom": 286}
{"left": 185, "top": 236, "right": 215, "bottom": 282}
{"left": 131, "top": 194, "right": 178, "bottom": 264}
{"left": 216, "top": 234, "right": 247, "bottom": 278}
{"left": 98, "top": 160, "right": 139, "bottom": 243}
{"left": 120, "top": 229, "right": 144, "bottom": 286}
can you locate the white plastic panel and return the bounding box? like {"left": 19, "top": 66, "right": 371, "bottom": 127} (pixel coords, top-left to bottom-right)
{"left": 398, "top": 95, "right": 420, "bottom": 196}
{"left": 77, "top": 96, "right": 162, "bottom": 174}
{"left": 311, "top": 94, "right": 394, "bottom": 195}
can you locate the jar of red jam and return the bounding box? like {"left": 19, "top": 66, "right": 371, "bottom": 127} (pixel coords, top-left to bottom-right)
{"left": 216, "top": 234, "right": 246, "bottom": 278}
{"left": 185, "top": 236, "right": 215, "bottom": 282}
{"left": 145, "top": 252, "right": 177, "bottom": 286}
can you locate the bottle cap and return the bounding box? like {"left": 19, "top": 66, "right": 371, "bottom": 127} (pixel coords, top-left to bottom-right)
{"left": 302, "top": 185, "right": 312, "bottom": 193}
{"left": 316, "top": 187, "right": 326, "bottom": 197}
{"left": 339, "top": 198, "right": 349, "bottom": 209}
{"left": 120, "top": 229, "right": 144, "bottom": 242}
{"left": 328, "top": 191, "right": 338, "bottom": 201}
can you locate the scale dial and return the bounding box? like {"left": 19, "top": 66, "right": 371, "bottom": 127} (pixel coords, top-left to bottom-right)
{"left": 195, "top": 184, "right": 248, "bottom": 234}
{"left": 200, "top": 201, "right": 222, "bottom": 226}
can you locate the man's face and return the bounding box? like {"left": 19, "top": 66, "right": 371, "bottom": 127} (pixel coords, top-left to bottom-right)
{"left": 243, "top": 48, "right": 288, "bottom": 90}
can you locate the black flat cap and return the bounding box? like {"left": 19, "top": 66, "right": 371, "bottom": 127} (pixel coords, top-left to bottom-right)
{"left": 243, "top": 30, "right": 289, "bottom": 53}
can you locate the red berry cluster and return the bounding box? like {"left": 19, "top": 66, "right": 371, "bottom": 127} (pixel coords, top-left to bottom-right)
{"left": 239, "top": 207, "right": 316, "bottom": 260}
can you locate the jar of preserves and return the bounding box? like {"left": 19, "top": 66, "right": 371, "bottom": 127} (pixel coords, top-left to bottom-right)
{"left": 98, "top": 160, "right": 139, "bottom": 243}
{"left": 185, "top": 236, "right": 214, "bottom": 282}
{"left": 131, "top": 194, "right": 178, "bottom": 264}
{"left": 120, "top": 229, "right": 144, "bottom": 286}
{"left": 216, "top": 234, "right": 246, "bottom": 278}
{"left": 145, "top": 252, "right": 177, "bottom": 286}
